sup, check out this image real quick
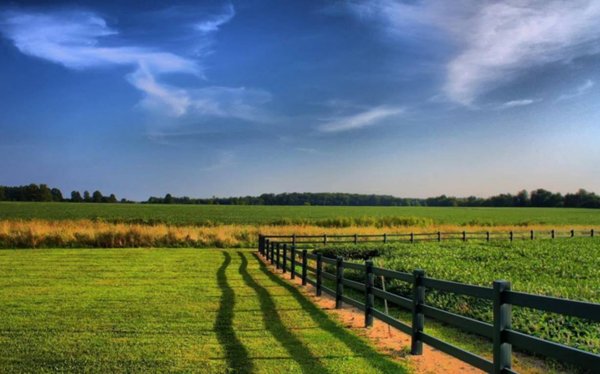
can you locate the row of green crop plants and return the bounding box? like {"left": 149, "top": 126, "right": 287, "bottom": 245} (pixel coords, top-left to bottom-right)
{"left": 316, "top": 239, "right": 599, "bottom": 355}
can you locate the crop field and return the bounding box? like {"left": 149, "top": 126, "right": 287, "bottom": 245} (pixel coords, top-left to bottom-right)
{"left": 0, "top": 248, "right": 407, "bottom": 373}
{"left": 320, "top": 238, "right": 600, "bottom": 357}
{"left": 2, "top": 201, "right": 600, "bottom": 226}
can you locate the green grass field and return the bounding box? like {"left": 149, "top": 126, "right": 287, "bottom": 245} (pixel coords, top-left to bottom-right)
{"left": 1, "top": 201, "right": 600, "bottom": 226}
{"left": 0, "top": 248, "right": 407, "bottom": 373}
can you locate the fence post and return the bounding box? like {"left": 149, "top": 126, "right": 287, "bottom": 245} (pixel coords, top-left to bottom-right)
{"left": 282, "top": 244, "right": 287, "bottom": 274}
{"left": 530, "top": 230, "right": 534, "bottom": 240}
{"left": 354, "top": 233, "right": 358, "bottom": 244}
{"left": 316, "top": 253, "right": 322, "bottom": 296}
{"left": 462, "top": 231, "right": 466, "bottom": 242}
{"left": 551, "top": 229, "right": 555, "bottom": 239}
{"left": 486, "top": 231, "right": 490, "bottom": 242}
{"left": 365, "top": 260, "right": 374, "bottom": 327}
{"left": 292, "top": 234, "right": 296, "bottom": 246}
{"left": 301, "top": 249, "right": 308, "bottom": 286}
{"left": 270, "top": 242, "right": 275, "bottom": 264}
{"left": 571, "top": 229, "right": 575, "bottom": 238}
{"left": 265, "top": 239, "right": 269, "bottom": 260}
{"left": 411, "top": 269, "right": 425, "bottom": 355}
{"left": 276, "top": 243, "right": 281, "bottom": 270}
{"left": 323, "top": 234, "right": 327, "bottom": 245}
{"left": 410, "top": 232, "right": 414, "bottom": 243}
{"left": 383, "top": 233, "right": 387, "bottom": 243}
{"left": 437, "top": 231, "right": 441, "bottom": 242}
{"left": 259, "top": 235, "right": 264, "bottom": 255}
{"left": 336, "top": 256, "right": 344, "bottom": 309}
{"left": 493, "top": 280, "right": 512, "bottom": 374}
{"left": 291, "top": 245, "right": 296, "bottom": 279}
{"left": 509, "top": 231, "right": 513, "bottom": 242}
{"left": 592, "top": 229, "right": 595, "bottom": 238}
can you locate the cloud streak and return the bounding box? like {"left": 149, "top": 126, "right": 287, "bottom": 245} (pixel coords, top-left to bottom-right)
{"left": 556, "top": 79, "right": 595, "bottom": 101}
{"left": 497, "top": 99, "right": 539, "bottom": 110}
{"left": 318, "top": 105, "right": 404, "bottom": 133}
{"left": 0, "top": 6, "right": 272, "bottom": 124}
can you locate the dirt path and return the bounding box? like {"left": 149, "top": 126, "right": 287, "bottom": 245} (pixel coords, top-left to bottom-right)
{"left": 258, "top": 254, "right": 485, "bottom": 374}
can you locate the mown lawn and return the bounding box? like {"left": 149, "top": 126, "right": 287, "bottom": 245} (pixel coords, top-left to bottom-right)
{"left": 0, "top": 248, "right": 407, "bottom": 373}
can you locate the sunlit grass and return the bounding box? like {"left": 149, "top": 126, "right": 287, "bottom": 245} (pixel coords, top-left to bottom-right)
{"left": 0, "top": 248, "right": 408, "bottom": 373}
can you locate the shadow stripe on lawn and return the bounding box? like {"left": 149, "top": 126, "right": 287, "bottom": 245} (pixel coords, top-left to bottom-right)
{"left": 237, "top": 252, "right": 332, "bottom": 374}
{"left": 214, "top": 251, "right": 254, "bottom": 373}
{"left": 250, "top": 252, "right": 409, "bottom": 373}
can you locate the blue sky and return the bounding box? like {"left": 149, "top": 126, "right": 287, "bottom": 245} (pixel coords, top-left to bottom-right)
{"left": 1, "top": 0, "right": 600, "bottom": 200}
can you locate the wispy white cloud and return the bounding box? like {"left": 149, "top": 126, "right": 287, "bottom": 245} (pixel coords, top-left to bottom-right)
{"left": 0, "top": 6, "right": 271, "bottom": 124}
{"left": 343, "top": 0, "right": 600, "bottom": 106}
{"left": 195, "top": 3, "right": 235, "bottom": 33}
{"left": 497, "top": 99, "right": 539, "bottom": 110}
{"left": 556, "top": 79, "right": 595, "bottom": 101}
{"left": 318, "top": 105, "right": 404, "bottom": 133}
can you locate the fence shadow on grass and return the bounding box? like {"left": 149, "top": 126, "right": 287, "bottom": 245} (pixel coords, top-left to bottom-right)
{"left": 250, "top": 252, "right": 408, "bottom": 373}
{"left": 237, "top": 252, "right": 331, "bottom": 374}
{"left": 215, "top": 251, "right": 253, "bottom": 373}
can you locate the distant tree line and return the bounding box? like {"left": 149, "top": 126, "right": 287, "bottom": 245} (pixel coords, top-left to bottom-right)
{"left": 146, "top": 189, "right": 600, "bottom": 208}
{"left": 0, "top": 184, "right": 126, "bottom": 203}
{"left": 2, "top": 184, "right": 600, "bottom": 208}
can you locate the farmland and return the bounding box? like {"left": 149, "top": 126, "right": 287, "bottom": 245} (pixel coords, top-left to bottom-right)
{"left": 2, "top": 201, "right": 600, "bottom": 226}
{"left": 0, "top": 248, "right": 407, "bottom": 373}
{"left": 319, "top": 239, "right": 600, "bottom": 357}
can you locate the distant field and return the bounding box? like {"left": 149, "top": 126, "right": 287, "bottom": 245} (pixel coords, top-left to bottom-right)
{"left": 1, "top": 202, "right": 600, "bottom": 226}
{"left": 0, "top": 248, "right": 406, "bottom": 373}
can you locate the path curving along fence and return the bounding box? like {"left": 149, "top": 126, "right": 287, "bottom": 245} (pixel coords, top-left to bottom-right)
{"left": 262, "top": 228, "right": 596, "bottom": 246}
{"left": 257, "top": 236, "right": 600, "bottom": 374}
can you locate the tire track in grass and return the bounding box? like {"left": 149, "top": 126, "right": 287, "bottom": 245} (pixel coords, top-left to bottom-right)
{"left": 215, "top": 251, "right": 253, "bottom": 373}
{"left": 237, "top": 252, "right": 331, "bottom": 374}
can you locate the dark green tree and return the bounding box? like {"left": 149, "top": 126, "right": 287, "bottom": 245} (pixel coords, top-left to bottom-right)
{"left": 92, "top": 190, "right": 103, "bottom": 203}
{"left": 83, "top": 191, "right": 91, "bottom": 202}
{"left": 71, "top": 191, "right": 83, "bottom": 202}
{"left": 51, "top": 188, "right": 63, "bottom": 202}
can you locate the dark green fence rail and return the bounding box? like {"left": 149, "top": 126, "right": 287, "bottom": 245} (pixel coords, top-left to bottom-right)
{"left": 262, "top": 228, "right": 595, "bottom": 246}
{"left": 257, "top": 236, "right": 600, "bottom": 374}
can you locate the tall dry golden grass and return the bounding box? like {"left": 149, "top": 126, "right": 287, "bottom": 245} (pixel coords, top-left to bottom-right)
{"left": 0, "top": 219, "right": 593, "bottom": 248}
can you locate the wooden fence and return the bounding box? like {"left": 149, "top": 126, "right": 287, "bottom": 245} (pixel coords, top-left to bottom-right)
{"left": 257, "top": 236, "right": 600, "bottom": 373}
{"left": 263, "top": 228, "right": 596, "bottom": 246}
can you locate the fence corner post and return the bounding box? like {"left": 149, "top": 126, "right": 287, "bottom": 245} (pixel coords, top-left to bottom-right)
{"left": 336, "top": 256, "right": 344, "bottom": 309}
{"left": 411, "top": 269, "right": 425, "bottom": 355}
{"left": 493, "top": 280, "right": 512, "bottom": 374}
{"left": 259, "top": 235, "right": 264, "bottom": 255}
{"left": 282, "top": 244, "right": 287, "bottom": 274}
{"left": 301, "top": 249, "right": 308, "bottom": 286}
{"left": 265, "top": 239, "right": 270, "bottom": 260}
{"left": 290, "top": 245, "right": 296, "bottom": 279}
{"left": 316, "top": 253, "right": 322, "bottom": 296}
{"left": 551, "top": 229, "right": 555, "bottom": 239}
{"left": 530, "top": 230, "right": 534, "bottom": 240}
{"left": 365, "top": 260, "right": 374, "bottom": 327}
{"left": 571, "top": 229, "right": 575, "bottom": 238}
